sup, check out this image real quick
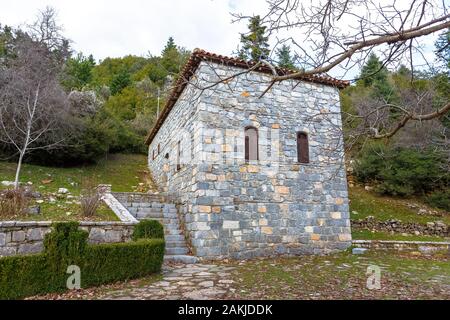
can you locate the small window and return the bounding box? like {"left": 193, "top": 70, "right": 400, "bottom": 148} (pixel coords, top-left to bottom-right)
{"left": 245, "top": 126, "right": 259, "bottom": 161}
{"left": 158, "top": 143, "right": 161, "bottom": 155}
{"left": 297, "top": 132, "right": 309, "bottom": 163}
{"left": 152, "top": 150, "right": 155, "bottom": 160}
{"left": 176, "top": 141, "right": 181, "bottom": 171}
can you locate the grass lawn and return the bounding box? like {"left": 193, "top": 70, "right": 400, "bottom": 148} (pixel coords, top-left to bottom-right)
{"left": 0, "top": 154, "right": 150, "bottom": 221}
{"left": 349, "top": 185, "right": 450, "bottom": 225}
{"left": 229, "top": 250, "right": 450, "bottom": 299}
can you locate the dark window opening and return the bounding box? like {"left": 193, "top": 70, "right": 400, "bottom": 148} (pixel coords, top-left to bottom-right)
{"left": 297, "top": 132, "right": 309, "bottom": 164}
{"left": 158, "top": 143, "right": 161, "bottom": 155}
{"left": 245, "top": 126, "right": 259, "bottom": 161}
{"left": 176, "top": 141, "right": 181, "bottom": 171}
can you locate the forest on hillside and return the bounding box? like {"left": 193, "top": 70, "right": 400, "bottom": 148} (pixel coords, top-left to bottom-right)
{"left": 0, "top": 7, "right": 449, "bottom": 210}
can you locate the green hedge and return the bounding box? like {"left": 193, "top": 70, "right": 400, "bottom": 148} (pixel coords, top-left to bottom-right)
{"left": 0, "top": 221, "right": 165, "bottom": 299}
{"left": 132, "top": 219, "right": 165, "bottom": 241}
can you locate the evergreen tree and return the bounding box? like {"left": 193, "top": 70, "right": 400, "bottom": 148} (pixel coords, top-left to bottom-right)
{"left": 435, "top": 28, "right": 449, "bottom": 70}
{"left": 359, "top": 53, "right": 397, "bottom": 105}
{"left": 238, "top": 15, "right": 270, "bottom": 61}
{"left": 160, "top": 37, "right": 188, "bottom": 75}
{"left": 110, "top": 69, "right": 131, "bottom": 95}
{"left": 276, "top": 44, "right": 296, "bottom": 69}
{"left": 62, "top": 53, "right": 96, "bottom": 90}
{"left": 162, "top": 37, "right": 177, "bottom": 56}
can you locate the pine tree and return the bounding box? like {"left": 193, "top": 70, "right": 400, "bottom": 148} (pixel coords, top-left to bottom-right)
{"left": 276, "top": 45, "right": 296, "bottom": 69}
{"left": 162, "top": 37, "right": 177, "bottom": 56}
{"left": 160, "top": 37, "right": 189, "bottom": 75}
{"left": 435, "top": 28, "right": 449, "bottom": 70}
{"left": 110, "top": 69, "right": 131, "bottom": 95}
{"left": 359, "top": 53, "right": 399, "bottom": 114}
{"left": 238, "top": 15, "right": 270, "bottom": 61}
{"left": 359, "top": 53, "right": 389, "bottom": 87}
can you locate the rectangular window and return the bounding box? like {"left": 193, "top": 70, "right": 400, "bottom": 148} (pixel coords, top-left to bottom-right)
{"left": 245, "top": 127, "right": 258, "bottom": 161}
{"left": 176, "top": 140, "right": 181, "bottom": 171}
{"left": 297, "top": 132, "right": 309, "bottom": 163}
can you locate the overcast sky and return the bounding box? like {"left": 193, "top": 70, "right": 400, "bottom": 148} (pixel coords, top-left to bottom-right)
{"left": 0, "top": 0, "right": 443, "bottom": 80}
{"left": 0, "top": 0, "right": 262, "bottom": 59}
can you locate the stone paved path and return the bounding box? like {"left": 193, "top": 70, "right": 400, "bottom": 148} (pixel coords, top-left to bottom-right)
{"left": 98, "top": 263, "right": 236, "bottom": 300}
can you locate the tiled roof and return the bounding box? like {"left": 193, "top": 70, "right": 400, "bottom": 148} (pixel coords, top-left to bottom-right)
{"left": 145, "top": 49, "right": 349, "bottom": 145}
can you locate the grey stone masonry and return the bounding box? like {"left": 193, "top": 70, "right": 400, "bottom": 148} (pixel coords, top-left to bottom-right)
{"left": 148, "top": 61, "right": 352, "bottom": 260}
{"left": 0, "top": 221, "right": 135, "bottom": 257}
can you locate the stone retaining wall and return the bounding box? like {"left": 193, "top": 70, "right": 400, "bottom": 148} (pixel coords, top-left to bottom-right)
{"left": 0, "top": 221, "right": 136, "bottom": 257}
{"left": 352, "top": 239, "right": 450, "bottom": 254}
{"left": 351, "top": 217, "right": 449, "bottom": 237}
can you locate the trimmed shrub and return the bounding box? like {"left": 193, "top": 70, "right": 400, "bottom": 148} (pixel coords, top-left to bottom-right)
{"left": 132, "top": 219, "right": 165, "bottom": 241}
{"left": 0, "top": 222, "right": 165, "bottom": 299}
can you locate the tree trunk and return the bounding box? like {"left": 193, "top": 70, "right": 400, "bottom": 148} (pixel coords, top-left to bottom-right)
{"left": 14, "top": 151, "right": 25, "bottom": 189}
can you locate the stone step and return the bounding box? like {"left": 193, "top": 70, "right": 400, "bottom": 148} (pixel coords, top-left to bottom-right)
{"left": 165, "top": 241, "right": 188, "bottom": 248}
{"left": 165, "top": 247, "right": 189, "bottom": 255}
{"left": 164, "top": 255, "right": 198, "bottom": 264}
{"left": 165, "top": 234, "right": 185, "bottom": 242}
{"left": 165, "top": 229, "right": 182, "bottom": 235}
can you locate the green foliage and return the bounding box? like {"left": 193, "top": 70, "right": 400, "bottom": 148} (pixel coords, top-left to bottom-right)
{"left": 435, "top": 28, "right": 450, "bottom": 70}
{"left": 132, "top": 220, "right": 165, "bottom": 241}
{"left": 160, "top": 37, "right": 190, "bottom": 76}
{"left": 62, "top": 53, "right": 96, "bottom": 90}
{"left": 355, "top": 144, "right": 449, "bottom": 197}
{"left": 238, "top": 15, "right": 270, "bottom": 61}
{"left": 358, "top": 53, "right": 398, "bottom": 105}
{"left": 276, "top": 45, "right": 296, "bottom": 69}
{"left": 425, "top": 189, "right": 450, "bottom": 212}
{"left": 0, "top": 222, "right": 165, "bottom": 299}
{"left": 110, "top": 69, "right": 131, "bottom": 95}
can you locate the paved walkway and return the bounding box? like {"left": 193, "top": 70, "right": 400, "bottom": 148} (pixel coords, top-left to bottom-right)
{"left": 99, "top": 263, "right": 236, "bottom": 300}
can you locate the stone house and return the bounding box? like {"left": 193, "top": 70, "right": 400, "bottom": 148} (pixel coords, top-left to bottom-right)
{"left": 145, "top": 49, "right": 351, "bottom": 259}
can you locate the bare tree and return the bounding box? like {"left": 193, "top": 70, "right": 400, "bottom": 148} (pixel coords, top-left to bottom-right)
{"left": 0, "top": 33, "right": 70, "bottom": 188}
{"left": 228, "top": 0, "right": 450, "bottom": 140}
{"left": 28, "top": 6, "right": 70, "bottom": 59}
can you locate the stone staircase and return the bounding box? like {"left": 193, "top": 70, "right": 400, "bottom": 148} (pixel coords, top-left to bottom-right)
{"left": 112, "top": 193, "right": 197, "bottom": 264}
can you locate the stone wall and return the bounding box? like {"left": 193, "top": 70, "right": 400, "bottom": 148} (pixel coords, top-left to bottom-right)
{"left": 148, "top": 61, "right": 351, "bottom": 259}
{"left": 352, "top": 217, "right": 449, "bottom": 237}
{"left": 352, "top": 239, "right": 450, "bottom": 254}
{"left": 0, "top": 221, "right": 136, "bottom": 257}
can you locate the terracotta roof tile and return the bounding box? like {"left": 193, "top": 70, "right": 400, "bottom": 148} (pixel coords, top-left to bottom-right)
{"left": 145, "top": 49, "right": 349, "bottom": 145}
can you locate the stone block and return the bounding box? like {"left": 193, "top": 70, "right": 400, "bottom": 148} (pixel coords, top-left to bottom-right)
{"left": 275, "top": 186, "right": 289, "bottom": 194}
{"left": 331, "top": 212, "right": 342, "bottom": 219}
{"left": 311, "top": 234, "right": 321, "bottom": 241}
{"left": 0, "top": 246, "right": 16, "bottom": 256}
{"left": 261, "top": 227, "right": 273, "bottom": 235}
{"left": 27, "top": 228, "right": 44, "bottom": 241}
{"left": 338, "top": 233, "right": 352, "bottom": 241}
{"left": 18, "top": 242, "right": 43, "bottom": 255}
{"left": 223, "top": 220, "right": 239, "bottom": 229}
{"left": 0, "top": 233, "right": 6, "bottom": 246}
{"left": 105, "top": 230, "right": 122, "bottom": 242}
{"left": 12, "top": 231, "right": 26, "bottom": 242}
{"left": 352, "top": 248, "right": 367, "bottom": 255}
{"left": 198, "top": 206, "right": 212, "bottom": 213}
